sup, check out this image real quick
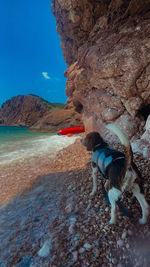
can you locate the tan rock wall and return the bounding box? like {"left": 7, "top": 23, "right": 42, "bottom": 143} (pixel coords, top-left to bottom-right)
{"left": 51, "top": 0, "right": 150, "bottom": 157}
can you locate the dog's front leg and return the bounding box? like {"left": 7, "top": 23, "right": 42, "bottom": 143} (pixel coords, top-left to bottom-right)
{"left": 90, "top": 162, "right": 98, "bottom": 196}
{"left": 108, "top": 187, "right": 121, "bottom": 224}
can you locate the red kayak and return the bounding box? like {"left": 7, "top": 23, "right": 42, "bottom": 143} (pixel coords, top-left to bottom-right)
{"left": 57, "top": 126, "right": 85, "bottom": 136}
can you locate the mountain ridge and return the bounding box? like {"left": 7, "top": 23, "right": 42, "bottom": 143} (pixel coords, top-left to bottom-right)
{"left": 0, "top": 94, "right": 64, "bottom": 127}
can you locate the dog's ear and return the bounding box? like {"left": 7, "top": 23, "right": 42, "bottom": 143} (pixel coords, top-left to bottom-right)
{"left": 85, "top": 132, "right": 105, "bottom": 151}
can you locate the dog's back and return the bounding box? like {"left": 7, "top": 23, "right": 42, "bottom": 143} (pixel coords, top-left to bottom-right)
{"left": 92, "top": 146, "right": 125, "bottom": 176}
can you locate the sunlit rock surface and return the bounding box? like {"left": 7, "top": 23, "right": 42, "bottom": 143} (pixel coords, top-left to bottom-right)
{"left": 51, "top": 0, "right": 150, "bottom": 157}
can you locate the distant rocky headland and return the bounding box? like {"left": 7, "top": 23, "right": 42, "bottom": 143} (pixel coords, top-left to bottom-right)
{"left": 0, "top": 94, "right": 82, "bottom": 132}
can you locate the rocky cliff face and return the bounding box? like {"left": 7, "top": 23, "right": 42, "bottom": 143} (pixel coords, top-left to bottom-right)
{"left": 0, "top": 95, "right": 57, "bottom": 126}
{"left": 51, "top": 0, "right": 150, "bottom": 157}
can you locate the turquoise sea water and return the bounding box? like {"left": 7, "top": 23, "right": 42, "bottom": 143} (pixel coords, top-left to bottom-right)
{"left": 0, "top": 126, "right": 51, "bottom": 143}
{"left": 0, "top": 126, "right": 77, "bottom": 165}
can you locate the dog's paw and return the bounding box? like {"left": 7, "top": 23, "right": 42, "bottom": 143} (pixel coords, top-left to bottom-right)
{"left": 90, "top": 191, "right": 96, "bottom": 196}
{"left": 109, "top": 219, "right": 116, "bottom": 224}
{"left": 139, "top": 218, "right": 147, "bottom": 224}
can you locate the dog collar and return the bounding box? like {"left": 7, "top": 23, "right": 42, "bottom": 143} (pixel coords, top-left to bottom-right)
{"left": 94, "top": 144, "right": 102, "bottom": 150}
{"left": 113, "top": 156, "right": 125, "bottom": 162}
{"left": 94, "top": 143, "right": 107, "bottom": 151}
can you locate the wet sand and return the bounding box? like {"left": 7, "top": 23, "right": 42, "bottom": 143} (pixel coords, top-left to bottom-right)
{"left": 0, "top": 139, "right": 150, "bottom": 266}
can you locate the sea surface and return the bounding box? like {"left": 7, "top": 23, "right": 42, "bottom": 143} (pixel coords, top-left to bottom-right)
{"left": 0, "top": 126, "right": 78, "bottom": 166}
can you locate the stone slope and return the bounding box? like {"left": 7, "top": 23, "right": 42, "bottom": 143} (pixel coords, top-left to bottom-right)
{"left": 0, "top": 140, "right": 150, "bottom": 266}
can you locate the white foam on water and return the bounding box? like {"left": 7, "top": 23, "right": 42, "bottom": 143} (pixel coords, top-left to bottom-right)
{"left": 0, "top": 135, "right": 79, "bottom": 166}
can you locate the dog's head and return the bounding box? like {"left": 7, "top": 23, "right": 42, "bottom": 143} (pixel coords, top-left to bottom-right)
{"left": 81, "top": 132, "right": 106, "bottom": 151}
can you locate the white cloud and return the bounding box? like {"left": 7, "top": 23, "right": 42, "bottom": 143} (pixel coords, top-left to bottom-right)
{"left": 42, "top": 72, "right": 51, "bottom": 80}
{"left": 42, "top": 72, "right": 62, "bottom": 82}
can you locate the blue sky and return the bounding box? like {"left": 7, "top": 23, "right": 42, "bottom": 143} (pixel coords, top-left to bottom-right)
{"left": 0, "top": 0, "right": 68, "bottom": 107}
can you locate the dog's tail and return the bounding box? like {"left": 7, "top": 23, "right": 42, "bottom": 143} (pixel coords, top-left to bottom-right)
{"left": 106, "top": 124, "right": 132, "bottom": 171}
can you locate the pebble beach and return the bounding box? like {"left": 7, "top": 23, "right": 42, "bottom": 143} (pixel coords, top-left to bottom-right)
{"left": 0, "top": 138, "right": 150, "bottom": 267}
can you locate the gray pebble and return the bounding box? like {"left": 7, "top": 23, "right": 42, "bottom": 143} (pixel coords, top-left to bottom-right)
{"left": 117, "top": 239, "right": 124, "bottom": 247}
{"left": 84, "top": 242, "right": 92, "bottom": 250}
{"left": 121, "top": 231, "right": 127, "bottom": 239}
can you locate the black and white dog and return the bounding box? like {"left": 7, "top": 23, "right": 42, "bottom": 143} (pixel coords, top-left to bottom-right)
{"left": 82, "top": 124, "right": 149, "bottom": 224}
